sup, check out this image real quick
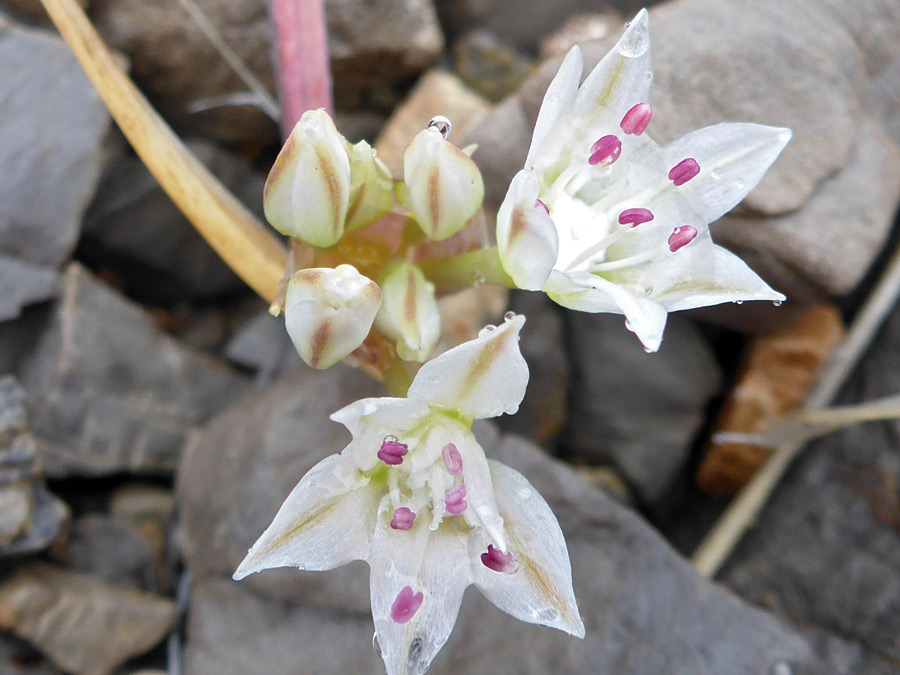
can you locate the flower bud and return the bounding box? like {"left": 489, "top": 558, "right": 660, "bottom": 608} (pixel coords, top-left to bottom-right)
{"left": 402, "top": 126, "right": 485, "bottom": 241}
{"left": 284, "top": 265, "right": 382, "bottom": 369}
{"left": 496, "top": 170, "right": 559, "bottom": 291}
{"left": 374, "top": 261, "right": 441, "bottom": 362}
{"left": 264, "top": 109, "right": 351, "bottom": 248}
{"left": 343, "top": 139, "right": 394, "bottom": 232}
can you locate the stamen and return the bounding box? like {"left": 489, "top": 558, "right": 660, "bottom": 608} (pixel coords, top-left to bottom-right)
{"left": 668, "top": 158, "right": 700, "bottom": 186}
{"left": 480, "top": 544, "right": 518, "bottom": 574}
{"left": 535, "top": 198, "right": 549, "bottom": 214}
{"left": 390, "top": 507, "right": 416, "bottom": 531}
{"left": 668, "top": 225, "right": 698, "bottom": 252}
{"left": 377, "top": 435, "right": 409, "bottom": 466}
{"left": 444, "top": 484, "right": 468, "bottom": 515}
{"left": 390, "top": 586, "right": 424, "bottom": 624}
{"left": 617, "top": 208, "right": 654, "bottom": 227}
{"left": 441, "top": 443, "right": 463, "bottom": 476}
{"left": 620, "top": 103, "right": 652, "bottom": 135}
{"left": 588, "top": 135, "right": 622, "bottom": 166}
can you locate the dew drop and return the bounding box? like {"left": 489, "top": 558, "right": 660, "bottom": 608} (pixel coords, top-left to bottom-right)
{"left": 643, "top": 346, "right": 654, "bottom": 354}
{"left": 735, "top": 300, "right": 744, "bottom": 305}
{"left": 478, "top": 325, "right": 497, "bottom": 338}
{"left": 710, "top": 168, "right": 723, "bottom": 180}
{"left": 407, "top": 636, "right": 424, "bottom": 669}
{"left": 372, "top": 633, "right": 382, "bottom": 657}
{"left": 734, "top": 178, "right": 746, "bottom": 190}
{"left": 617, "top": 22, "right": 649, "bottom": 58}
{"left": 427, "top": 115, "right": 451, "bottom": 139}
{"left": 645, "top": 71, "right": 653, "bottom": 81}
{"left": 772, "top": 300, "right": 783, "bottom": 307}
{"left": 504, "top": 311, "right": 516, "bottom": 321}
{"left": 517, "top": 488, "right": 533, "bottom": 500}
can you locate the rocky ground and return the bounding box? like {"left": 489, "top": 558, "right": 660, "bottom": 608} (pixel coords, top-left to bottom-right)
{"left": 0, "top": 0, "right": 899, "bottom": 673}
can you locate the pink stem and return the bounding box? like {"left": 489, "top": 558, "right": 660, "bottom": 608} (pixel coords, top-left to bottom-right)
{"left": 270, "top": 0, "right": 334, "bottom": 138}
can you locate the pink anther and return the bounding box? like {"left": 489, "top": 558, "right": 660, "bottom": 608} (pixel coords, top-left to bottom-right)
{"left": 390, "top": 586, "right": 424, "bottom": 624}
{"left": 390, "top": 507, "right": 416, "bottom": 531}
{"left": 588, "top": 135, "right": 622, "bottom": 167}
{"left": 441, "top": 443, "right": 463, "bottom": 476}
{"left": 444, "top": 484, "right": 468, "bottom": 515}
{"left": 377, "top": 435, "right": 408, "bottom": 466}
{"left": 480, "top": 544, "right": 518, "bottom": 574}
{"left": 668, "top": 158, "right": 700, "bottom": 186}
{"left": 668, "top": 225, "right": 698, "bottom": 252}
{"left": 617, "top": 208, "right": 654, "bottom": 227}
{"left": 620, "top": 103, "right": 652, "bottom": 135}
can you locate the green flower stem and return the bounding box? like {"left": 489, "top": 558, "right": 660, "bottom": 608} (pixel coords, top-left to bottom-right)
{"left": 418, "top": 246, "right": 515, "bottom": 291}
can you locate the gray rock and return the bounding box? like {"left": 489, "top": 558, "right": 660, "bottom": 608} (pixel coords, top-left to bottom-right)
{"left": 0, "top": 0, "right": 87, "bottom": 23}
{"left": 0, "top": 563, "right": 175, "bottom": 675}
{"left": 721, "top": 295, "right": 900, "bottom": 669}
{"left": 495, "top": 291, "right": 568, "bottom": 444}
{"left": 0, "top": 376, "right": 69, "bottom": 557}
{"left": 82, "top": 137, "right": 263, "bottom": 300}
{"left": 90, "top": 0, "right": 443, "bottom": 143}
{"left": 452, "top": 30, "right": 533, "bottom": 102}
{"left": 182, "top": 422, "right": 823, "bottom": 673}
{"left": 464, "top": 0, "right": 900, "bottom": 312}
{"left": 224, "top": 309, "right": 299, "bottom": 383}
{"left": 563, "top": 313, "right": 721, "bottom": 505}
{"left": 0, "top": 17, "right": 109, "bottom": 318}
{"left": 0, "top": 631, "right": 56, "bottom": 675}
{"left": 52, "top": 514, "right": 159, "bottom": 591}
{"left": 18, "top": 264, "right": 250, "bottom": 477}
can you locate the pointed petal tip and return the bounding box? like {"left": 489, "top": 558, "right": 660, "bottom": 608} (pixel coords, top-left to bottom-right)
{"left": 232, "top": 555, "right": 256, "bottom": 581}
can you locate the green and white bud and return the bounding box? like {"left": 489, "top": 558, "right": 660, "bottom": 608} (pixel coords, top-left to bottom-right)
{"left": 375, "top": 261, "right": 441, "bottom": 362}
{"left": 344, "top": 139, "right": 394, "bottom": 232}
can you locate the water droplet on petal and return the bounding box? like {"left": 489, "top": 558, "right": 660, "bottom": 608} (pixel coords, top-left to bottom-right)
{"left": 372, "top": 633, "right": 382, "bottom": 656}
{"left": 504, "top": 311, "right": 516, "bottom": 321}
{"left": 427, "top": 115, "right": 451, "bottom": 139}
{"left": 710, "top": 168, "right": 723, "bottom": 180}
{"left": 734, "top": 178, "right": 746, "bottom": 190}
{"left": 735, "top": 300, "right": 744, "bottom": 305}
{"left": 773, "top": 300, "right": 783, "bottom": 307}
{"left": 478, "top": 325, "right": 497, "bottom": 338}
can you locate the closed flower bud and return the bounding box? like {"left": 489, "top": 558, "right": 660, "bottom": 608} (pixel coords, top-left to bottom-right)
{"left": 375, "top": 261, "right": 441, "bottom": 362}
{"left": 402, "top": 124, "right": 485, "bottom": 241}
{"left": 264, "top": 109, "right": 351, "bottom": 248}
{"left": 343, "top": 139, "right": 394, "bottom": 232}
{"left": 284, "top": 264, "right": 381, "bottom": 369}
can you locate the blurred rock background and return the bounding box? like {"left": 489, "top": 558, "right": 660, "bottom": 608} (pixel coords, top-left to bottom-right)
{"left": 0, "top": 0, "right": 898, "bottom": 672}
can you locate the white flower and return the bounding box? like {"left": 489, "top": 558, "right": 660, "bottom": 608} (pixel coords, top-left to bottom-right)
{"left": 284, "top": 264, "right": 382, "bottom": 369}
{"left": 374, "top": 261, "right": 442, "bottom": 362}
{"left": 496, "top": 9, "right": 791, "bottom": 352}
{"left": 234, "top": 314, "right": 584, "bottom": 675}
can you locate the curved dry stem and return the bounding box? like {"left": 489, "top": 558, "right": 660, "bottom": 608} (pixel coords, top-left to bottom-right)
{"left": 39, "top": 0, "right": 288, "bottom": 303}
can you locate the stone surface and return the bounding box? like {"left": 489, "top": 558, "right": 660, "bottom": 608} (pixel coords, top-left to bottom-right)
{"left": 0, "top": 563, "right": 175, "bottom": 675}
{"left": 224, "top": 309, "right": 300, "bottom": 383}
{"left": 82, "top": 136, "right": 263, "bottom": 301}
{"left": 52, "top": 514, "right": 159, "bottom": 591}
{"left": 91, "top": 0, "right": 443, "bottom": 143}
{"left": 495, "top": 291, "right": 568, "bottom": 444}
{"left": 721, "top": 296, "right": 900, "bottom": 671}
{"left": 452, "top": 30, "right": 533, "bottom": 102}
{"left": 0, "top": 376, "right": 69, "bottom": 557}
{"left": 0, "top": 631, "right": 56, "bottom": 675}
{"left": 0, "top": 17, "right": 109, "bottom": 318}
{"left": 0, "top": 0, "right": 87, "bottom": 22}
{"left": 181, "top": 398, "right": 823, "bottom": 673}
{"left": 464, "top": 0, "right": 900, "bottom": 308}
{"left": 564, "top": 313, "right": 721, "bottom": 505}
{"left": 18, "top": 264, "right": 250, "bottom": 477}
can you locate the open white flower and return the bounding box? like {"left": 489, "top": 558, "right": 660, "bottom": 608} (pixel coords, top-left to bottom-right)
{"left": 234, "top": 314, "right": 583, "bottom": 675}
{"left": 496, "top": 9, "right": 791, "bottom": 351}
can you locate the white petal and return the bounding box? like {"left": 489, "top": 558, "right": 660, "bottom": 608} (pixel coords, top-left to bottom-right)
{"left": 284, "top": 265, "right": 382, "bottom": 369}
{"left": 571, "top": 9, "right": 653, "bottom": 136}
{"left": 403, "top": 127, "right": 485, "bottom": 241}
{"left": 374, "top": 262, "right": 442, "bottom": 362}
{"left": 233, "top": 454, "right": 377, "bottom": 579}
{"left": 545, "top": 270, "right": 668, "bottom": 352}
{"left": 407, "top": 313, "right": 529, "bottom": 420}
{"left": 344, "top": 139, "right": 394, "bottom": 231}
{"left": 496, "top": 170, "right": 560, "bottom": 290}
{"left": 648, "top": 239, "right": 786, "bottom": 310}
{"left": 457, "top": 434, "right": 506, "bottom": 551}
{"left": 525, "top": 46, "right": 583, "bottom": 169}
{"left": 330, "top": 397, "right": 431, "bottom": 472}
{"left": 368, "top": 518, "right": 472, "bottom": 675}
{"left": 473, "top": 460, "right": 584, "bottom": 638}
{"left": 264, "top": 109, "right": 351, "bottom": 247}
{"left": 663, "top": 123, "right": 792, "bottom": 223}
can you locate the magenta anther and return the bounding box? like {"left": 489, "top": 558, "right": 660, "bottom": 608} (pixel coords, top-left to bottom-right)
{"left": 668, "top": 226, "right": 698, "bottom": 252}
{"left": 617, "top": 208, "right": 654, "bottom": 227}
{"left": 390, "top": 586, "right": 424, "bottom": 624}
{"left": 620, "top": 103, "right": 652, "bottom": 135}
{"left": 480, "top": 544, "right": 518, "bottom": 574}
{"left": 668, "top": 158, "right": 700, "bottom": 186}
{"left": 444, "top": 484, "right": 468, "bottom": 515}
{"left": 377, "top": 435, "right": 408, "bottom": 466}
{"left": 588, "top": 134, "right": 622, "bottom": 167}
{"left": 441, "top": 443, "right": 463, "bottom": 476}
{"left": 390, "top": 507, "right": 416, "bottom": 531}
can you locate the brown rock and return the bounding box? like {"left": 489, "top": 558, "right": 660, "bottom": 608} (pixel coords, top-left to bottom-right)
{"left": 697, "top": 304, "right": 846, "bottom": 497}
{"left": 539, "top": 10, "right": 622, "bottom": 58}
{"left": 375, "top": 69, "right": 491, "bottom": 174}
{"left": 453, "top": 30, "right": 533, "bottom": 102}
{"left": 0, "top": 563, "right": 175, "bottom": 675}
